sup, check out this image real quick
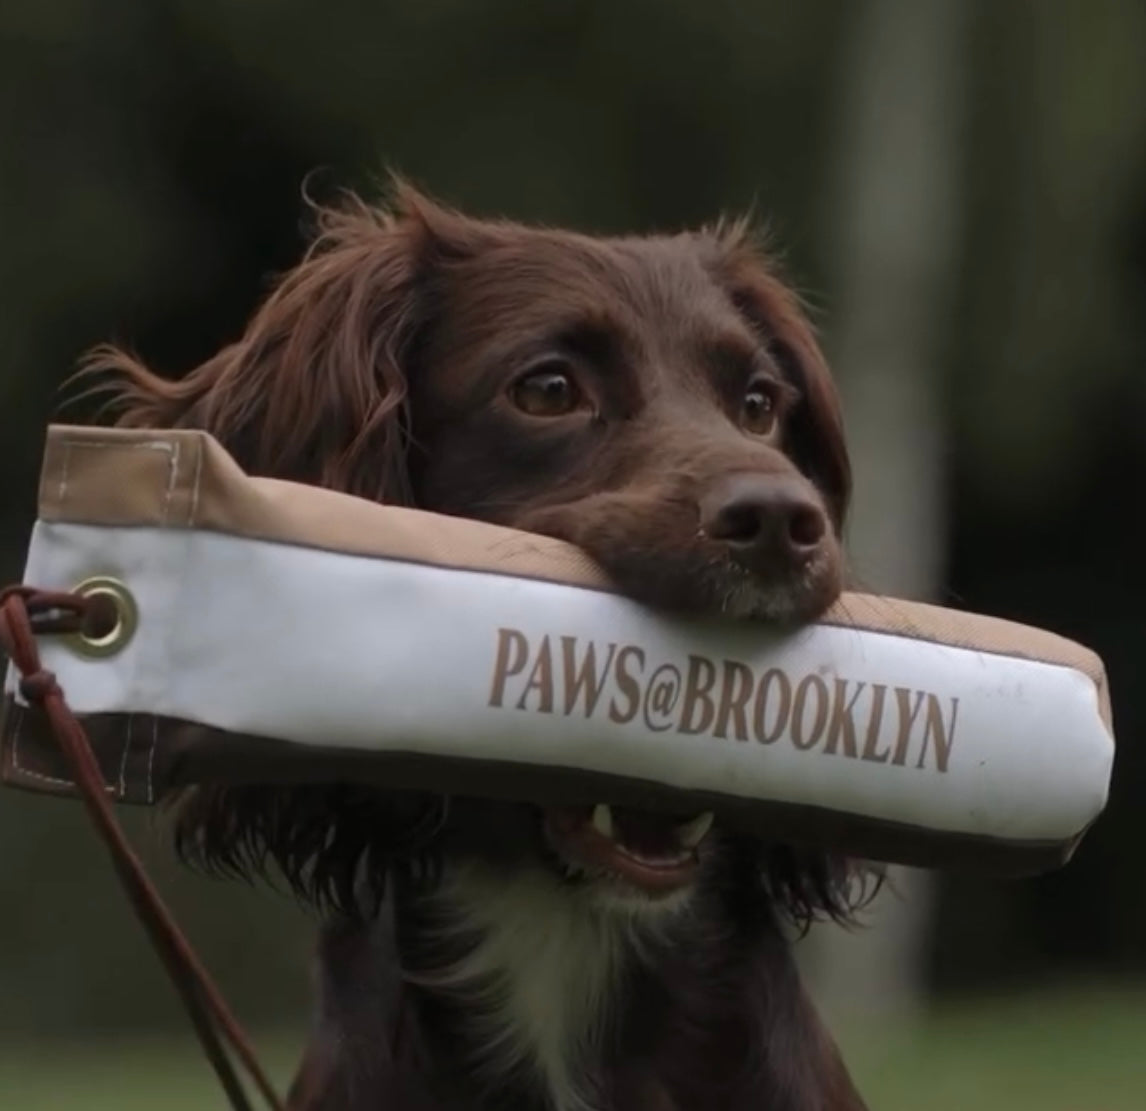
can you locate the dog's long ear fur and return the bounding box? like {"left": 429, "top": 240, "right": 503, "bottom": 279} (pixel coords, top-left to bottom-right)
{"left": 80, "top": 181, "right": 488, "bottom": 911}
{"left": 707, "top": 223, "right": 852, "bottom": 531}
{"left": 82, "top": 180, "right": 475, "bottom": 505}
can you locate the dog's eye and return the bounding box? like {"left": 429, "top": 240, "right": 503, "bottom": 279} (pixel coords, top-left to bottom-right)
{"left": 511, "top": 364, "right": 584, "bottom": 417}
{"left": 741, "top": 379, "right": 781, "bottom": 435}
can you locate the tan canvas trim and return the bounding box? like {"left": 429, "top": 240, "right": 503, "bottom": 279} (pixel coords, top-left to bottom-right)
{"left": 819, "top": 594, "right": 1113, "bottom": 730}
{"left": 34, "top": 424, "right": 1111, "bottom": 729}
{"left": 37, "top": 423, "right": 614, "bottom": 584}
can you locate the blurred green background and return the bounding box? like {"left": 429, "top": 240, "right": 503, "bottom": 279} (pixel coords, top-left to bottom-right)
{"left": 1, "top": 2, "right": 1144, "bottom": 1108}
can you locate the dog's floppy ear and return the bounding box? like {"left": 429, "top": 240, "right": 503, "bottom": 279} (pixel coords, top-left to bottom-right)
{"left": 82, "top": 180, "right": 480, "bottom": 506}
{"left": 78, "top": 181, "right": 496, "bottom": 907}
{"left": 708, "top": 223, "right": 852, "bottom": 530}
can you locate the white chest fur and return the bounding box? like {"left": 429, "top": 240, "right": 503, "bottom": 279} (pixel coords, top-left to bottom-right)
{"left": 406, "top": 862, "right": 634, "bottom": 1111}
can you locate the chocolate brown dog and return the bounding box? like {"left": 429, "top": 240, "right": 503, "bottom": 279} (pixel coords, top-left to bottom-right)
{"left": 92, "top": 181, "right": 870, "bottom": 1111}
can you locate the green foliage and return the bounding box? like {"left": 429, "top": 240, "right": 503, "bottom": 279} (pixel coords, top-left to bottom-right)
{"left": 2, "top": 986, "right": 1145, "bottom": 1109}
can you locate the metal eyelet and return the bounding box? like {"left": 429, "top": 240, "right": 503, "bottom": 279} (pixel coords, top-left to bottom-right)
{"left": 66, "top": 577, "right": 139, "bottom": 659}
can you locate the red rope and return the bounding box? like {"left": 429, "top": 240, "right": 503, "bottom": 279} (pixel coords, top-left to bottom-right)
{"left": 0, "top": 586, "right": 284, "bottom": 1111}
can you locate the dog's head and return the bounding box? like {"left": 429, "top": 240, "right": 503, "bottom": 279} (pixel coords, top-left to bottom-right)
{"left": 404, "top": 200, "right": 850, "bottom": 627}
{"left": 92, "top": 181, "right": 862, "bottom": 923}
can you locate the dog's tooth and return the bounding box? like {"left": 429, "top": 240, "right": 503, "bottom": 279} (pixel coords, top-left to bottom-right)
{"left": 677, "top": 811, "right": 714, "bottom": 848}
{"left": 592, "top": 803, "right": 615, "bottom": 840}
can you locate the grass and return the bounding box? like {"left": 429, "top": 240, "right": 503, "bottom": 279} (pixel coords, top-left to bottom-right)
{"left": 1, "top": 984, "right": 1143, "bottom": 1109}
{"left": 843, "top": 984, "right": 1146, "bottom": 1111}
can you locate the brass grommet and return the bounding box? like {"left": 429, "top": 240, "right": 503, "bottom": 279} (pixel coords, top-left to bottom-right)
{"left": 66, "top": 577, "right": 139, "bottom": 658}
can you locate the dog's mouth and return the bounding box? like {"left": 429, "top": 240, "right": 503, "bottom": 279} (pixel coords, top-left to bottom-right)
{"left": 542, "top": 804, "right": 714, "bottom": 896}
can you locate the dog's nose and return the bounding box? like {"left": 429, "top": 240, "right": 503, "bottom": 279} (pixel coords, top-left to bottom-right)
{"left": 699, "top": 474, "right": 827, "bottom": 568}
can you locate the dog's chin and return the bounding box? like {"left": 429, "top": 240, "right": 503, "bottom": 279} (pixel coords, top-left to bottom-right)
{"left": 602, "top": 550, "right": 842, "bottom": 628}
{"left": 706, "top": 555, "right": 842, "bottom": 624}
{"left": 539, "top": 803, "right": 714, "bottom": 919}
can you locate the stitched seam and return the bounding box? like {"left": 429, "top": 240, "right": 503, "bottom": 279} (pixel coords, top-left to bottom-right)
{"left": 10, "top": 704, "right": 75, "bottom": 786}
{"left": 59, "top": 438, "right": 178, "bottom": 455}
{"left": 146, "top": 713, "right": 159, "bottom": 803}
{"left": 117, "top": 712, "right": 133, "bottom": 796}
{"left": 188, "top": 435, "right": 204, "bottom": 526}
{"left": 56, "top": 441, "right": 73, "bottom": 508}
{"left": 161, "top": 441, "right": 180, "bottom": 524}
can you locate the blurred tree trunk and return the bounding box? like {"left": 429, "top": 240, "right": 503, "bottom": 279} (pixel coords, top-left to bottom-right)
{"left": 801, "top": 0, "right": 968, "bottom": 1022}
